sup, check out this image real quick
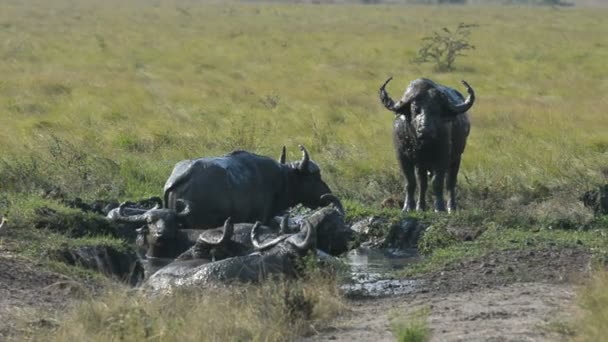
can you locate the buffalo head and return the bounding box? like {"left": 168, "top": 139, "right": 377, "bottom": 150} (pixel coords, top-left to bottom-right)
{"left": 280, "top": 145, "right": 342, "bottom": 212}
{"left": 380, "top": 77, "right": 474, "bottom": 141}
{"left": 114, "top": 199, "right": 191, "bottom": 251}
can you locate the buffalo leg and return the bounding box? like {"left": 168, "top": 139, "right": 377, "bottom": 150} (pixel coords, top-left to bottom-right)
{"left": 401, "top": 164, "right": 416, "bottom": 212}
{"left": 446, "top": 159, "right": 461, "bottom": 213}
{"left": 432, "top": 170, "right": 447, "bottom": 212}
{"left": 416, "top": 167, "right": 428, "bottom": 211}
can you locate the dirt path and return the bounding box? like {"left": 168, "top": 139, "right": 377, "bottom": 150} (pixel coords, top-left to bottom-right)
{"left": 306, "top": 282, "right": 578, "bottom": 342}
{"left": 304, "top": 247, "right": 590, "bottom": 342}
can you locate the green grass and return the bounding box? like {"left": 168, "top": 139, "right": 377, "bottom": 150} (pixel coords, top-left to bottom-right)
{"left": 391, "top": 307, "right": 431, "bottom": 342}
{"left": 0, "top": 1, "right": 606, "bottom": 205}
{"left": 0, "top": 1, "right": 607, "bottom": 339}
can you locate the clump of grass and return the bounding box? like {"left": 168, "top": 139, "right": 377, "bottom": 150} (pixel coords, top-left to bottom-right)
{"left": 575, "top": 270, "right": 608, "bottom": 342}
{"left": 26, "top": 273, "right": 345, "bottom": 342}
{"left": 391, "top": 307, "right": 431, "bottom": 342}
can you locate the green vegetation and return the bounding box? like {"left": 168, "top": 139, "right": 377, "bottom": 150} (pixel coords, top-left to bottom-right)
{"left": 0, "top": 1, "right": 606, "bottom": 206}
{"left": 412, "top": 23, "right": 478, "bottom": 71}
{"left": 391, "top": 307, "right": 431, "bottom": 342}
{"left": 0, "top": 1, "right": 607, "bottom": 340}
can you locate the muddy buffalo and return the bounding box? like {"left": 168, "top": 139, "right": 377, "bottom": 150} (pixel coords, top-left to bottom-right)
{"left": 145, "top": 219, "right": 318, "bottom": 291}
{"left": 163, "top": 145, "right": 341, "bottom": 229}
{"left": 379, "top": 77, "right": 474, "bottom": 212}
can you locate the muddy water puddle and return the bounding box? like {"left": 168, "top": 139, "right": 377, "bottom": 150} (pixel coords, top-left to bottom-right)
{"left": 340, "top": 247, "right": 423, "bottom": 298}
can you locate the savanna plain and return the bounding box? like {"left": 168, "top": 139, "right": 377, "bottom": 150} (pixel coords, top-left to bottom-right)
{"left": 0, "top": 1, "right": 607, "bottom": 341}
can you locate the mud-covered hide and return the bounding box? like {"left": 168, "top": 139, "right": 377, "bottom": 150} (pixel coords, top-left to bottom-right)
{"left": 379, "top": 77, "right": 474, "bottom": 212}
{"left": 303, "top": 205, "right": 354, "bottom": 256}
{"left": 105, "top": 197, "right": 166, "bottom": 221}
{"left": 163, "top": 146, "right": 341, "bottom": 229}
{"left": 50, "top": 245, "right": 144, "bottom": 286}
{"left": 138, "top": 228, "right": 206, "bottom": 259}
{"left": 145, "top": 221, "right": 317, "bottom": 292}
{"left": 176, "top": 220, "right": 283, "bottom": 262}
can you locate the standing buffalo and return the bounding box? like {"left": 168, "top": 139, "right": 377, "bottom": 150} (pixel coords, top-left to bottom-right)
{"left": 379, "top": 77, "right": 475, "bottom": 212}
{"left": 163, "top": 146, "right": 341, "bottom": 229}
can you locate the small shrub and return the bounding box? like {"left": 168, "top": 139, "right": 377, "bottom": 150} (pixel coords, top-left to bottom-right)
{"left": 412, "top": 23, "right": 478, "bottom": 72}
{"left": 391, "top": 307, "right": 431, "bottom": 342}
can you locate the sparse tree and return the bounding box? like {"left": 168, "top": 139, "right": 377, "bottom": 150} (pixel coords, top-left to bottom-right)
{"left": 412, "top": 23, "right": 478, "bottom": 72}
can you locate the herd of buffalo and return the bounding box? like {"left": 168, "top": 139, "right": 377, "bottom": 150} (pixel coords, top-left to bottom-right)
{"left": 12, "top": 78, "right": 476, "bottom": 290}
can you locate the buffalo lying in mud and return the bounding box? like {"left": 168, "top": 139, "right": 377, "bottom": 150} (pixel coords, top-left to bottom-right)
{"left": 176, "top": 198, "right": 351, "bottom": 261}
{"left": 111, "top": 200, "right": 200, "bottom": 259}
{"left": 379, "top": 77, "right": 475, "bottom": 212}
{"left": 163, "top": 145, "right": 342, "bottom": 229}
{"left": 145, "top": 219, "right": 318, "bottom": 291}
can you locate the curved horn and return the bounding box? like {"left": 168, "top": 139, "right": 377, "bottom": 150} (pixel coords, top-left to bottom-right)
{"left": 198, "top": 217, "right": 234, "bottom": 245}
{"left": 379, "top": 77, "right": 408, "bottom": 112}
{"left": 176, "top": 199, "right": 192, "bottom": 218}
{"left": 443, "top": 80, "right": 475, "bottom": 114}
{"left": 279, "top": 146, "right": 286, "bottom": 164}
{"left": 146, "top": 196, "right": 163, "bottom": 209}
{"left": 288, "top": 220, "right": 317, "bottom": 251}
{"left": 0, "top": 217, "right": 6, "bottom": 230}
{"left": 320, "top": 193, "right": 345, "bottom": 216}
{"left": 279, "top": 214, "right": 289, "bottom": 234}
{"left": 219, "top": 217, "right": 234, "bottom": 244}
{"left": 252, "top": 222, "right": 290, "bottom": 250}
{"left": 115, "top": 202, "right": 147, "bottom": 223}
{"left": 298, "top": 145, "right": 310, "bottom": 172}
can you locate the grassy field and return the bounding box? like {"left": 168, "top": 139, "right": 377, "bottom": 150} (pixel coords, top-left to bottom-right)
{"left": 0, "top": 1, "right": 607, "bottom": 340}
{"left": 0, "top": 0, "right": 606, "bottom": 204}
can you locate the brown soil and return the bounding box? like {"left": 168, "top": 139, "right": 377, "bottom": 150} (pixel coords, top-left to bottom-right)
{"left": 0, "top": 238, "right": 592, "bottom": 342}
{"left": 0, "top": 253, "right": 99, "bottom": 340}
{"left": 304, "top": 247, "right": 592, "bottom": 342}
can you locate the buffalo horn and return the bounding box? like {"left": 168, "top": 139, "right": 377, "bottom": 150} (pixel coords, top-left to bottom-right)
{"left": 279, "top": 214, "right": 289, "bottom": 234}
{"left": 289, "top": 220, "right": 317, "bottom": 251}
{"left": 252, "top": 222, "right": 290, "bottom": 251}
{"left": 198, "top": 217, "right": 234, "bottom": 245}
{"left": 279, "top": 146, "right": 286, "bottom": 164}
{"left": 115, "top": 202, "right": 147, "bottom": 223}
{"left": 176, "top": 199, "right": 192, "bottom": 218}
{"left": 443, "top": 80, "right": 475, "bottom": 114}
{"left": 298, "top": 145, "right": 310, "bottom": 172}
{"left": 320, "top": 193, "right": 345, "bottom": 216}
{"left": 379, "top": 77, "right": 407, "bottom": 112}
{"left": 146, "top": 196, "right": 163, "bottom": 209}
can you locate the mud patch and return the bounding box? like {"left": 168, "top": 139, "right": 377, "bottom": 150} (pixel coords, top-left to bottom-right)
{"left": 418, "top": 247, "right": 591, "bottom": 294}
{"left": 304, "top": 246, "right": 591, "bottom": 341}
{"left": 0, "top": 255, "right": 99, "bottom": 339}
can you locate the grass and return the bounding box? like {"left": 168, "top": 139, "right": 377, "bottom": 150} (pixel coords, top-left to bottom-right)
{"left": 0, "top": 1, "right": 607, "bottom": 339}
{"left": 20, "top": 272, "right": 345, "bottom": 342}
{"left": 575, "top": 270, "right": 608, "bottom": 341}
{"left": 391, "top": 307, "right": 431, "bottom": 342}
{"left": 0, "top": 1, "right": 606, "bottom": 205}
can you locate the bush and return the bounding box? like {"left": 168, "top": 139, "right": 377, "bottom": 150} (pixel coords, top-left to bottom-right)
{"left": 412, "top": 23, "right": 478, "bottom": 71}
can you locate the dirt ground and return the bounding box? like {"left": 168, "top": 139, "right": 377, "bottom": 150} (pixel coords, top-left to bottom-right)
{"left": 304, "top": 247, "right": 591, "bottom": 342}
{"left": 0, "top": 252, "right": 101, "bottom": 340}
{"left": 0, "top": 242, "right": 592, "bottom": 341}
